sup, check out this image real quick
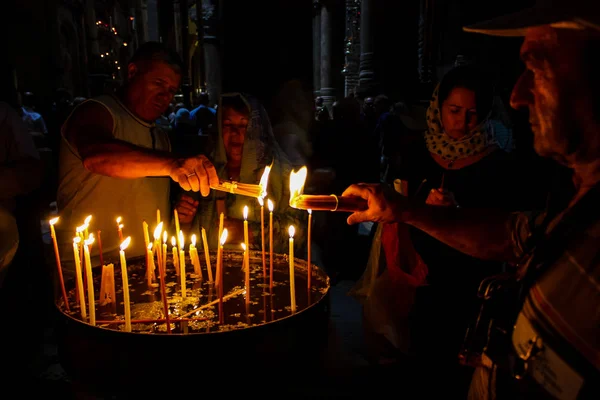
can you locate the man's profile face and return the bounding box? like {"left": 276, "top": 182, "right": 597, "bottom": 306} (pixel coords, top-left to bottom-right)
{"left": 510, "top": 27, "right": 592, "bottom": 162}
{"left": 126, "top": 60, "right": 181, "bottom": 122}
{"left": 222, "top": 106, "right": 249, "bottom": 165}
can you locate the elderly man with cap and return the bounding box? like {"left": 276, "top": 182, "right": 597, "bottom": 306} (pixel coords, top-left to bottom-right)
{"left": 57, "top": 41, "right": 218, "bottom": 268}
{"left": 343, "top": 1, "right": 600, "bottom": 399}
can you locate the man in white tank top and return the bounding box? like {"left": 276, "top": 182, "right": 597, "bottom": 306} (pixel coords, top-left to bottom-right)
{"left": 56, "top": 42, "right": 218, "bottom": 271}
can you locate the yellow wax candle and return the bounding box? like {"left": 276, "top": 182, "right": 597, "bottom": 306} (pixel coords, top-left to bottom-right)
{"left": 119, "top": 237, "right": 132, "bottom": 332}
{"left": 243, "top": 206, "right": 250, "bottom": 305}
{"left": 49, "top": 217, "right": 69, "bottom": 311}
{"left": 190, "top": 234, "right": 202, "bottom": 278}
{"left": 307, "top": 209, "right": 312, "bottom": 290}
{"left": 218, "top": 212, "right": 224, "bottom": 247}
{"left": 72, "top": 237, "right": 87, "bottom": 319}
{"left": 147, "top": 243, "right": 156, "bottom": 285}
{"left": 217, "top": 229, "right": 228, "bottom": 324}
{"left": 288, "top": 225, "right": 296, "bottom": 313}
{"left": 171, "top": 236, "right": 180, "bottom": 275}
{"left": 268, "top": 199, "right": 274, "bottom": 289}
{"left": 153, "top": 222, "right": 163, "bottom": 272}
{"left": 179, "top": 231, "right": 186, "bottom": 298}
{"left": 174, "top": 209, "right": 181, "bottom": 246}
{"left": 258, "top": 197, "right": 266, "bottom": 278}
{"left": 201, "top": 227, "right": 213, "bottom": 282}
{"left": 83, "top": 236, "right": 96, "bottom": 325}
{"left": 162, "top": 231, "right": 167, "bottom": 271}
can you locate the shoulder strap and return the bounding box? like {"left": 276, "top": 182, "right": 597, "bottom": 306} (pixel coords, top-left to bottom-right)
{"left": 517, "top": 183, "right": 600, "bottom": 297}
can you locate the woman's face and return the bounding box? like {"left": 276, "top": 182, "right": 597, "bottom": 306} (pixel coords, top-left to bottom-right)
{"left": 222, "top": 106, "right": 249, "bottom": 165}
{"left": 441, "top": 86, "right": 479, "bottom": 139}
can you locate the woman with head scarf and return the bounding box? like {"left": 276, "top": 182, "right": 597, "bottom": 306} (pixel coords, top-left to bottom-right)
{"left": 176, "top": 92, "right": 306, "bottom": 254}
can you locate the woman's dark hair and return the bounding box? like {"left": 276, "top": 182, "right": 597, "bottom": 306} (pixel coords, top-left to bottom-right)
{"left": 129, "top": 41, "right": 184, "bottom": 74}
{"left": 438, "top": 65, "right": 494, "bottom": 119}
{"left": 221, "top": 95, "right": 249, "bottom": 115}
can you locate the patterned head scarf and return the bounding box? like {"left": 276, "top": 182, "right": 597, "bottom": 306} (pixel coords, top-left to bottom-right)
{"left": 424, "top": 71, "right": 497, "bottom": 162}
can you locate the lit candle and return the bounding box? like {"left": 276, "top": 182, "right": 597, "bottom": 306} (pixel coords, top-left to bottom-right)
{"left": 307, "top": 209, "right": 312, "bottom": 290}
{"left": 146, "top": 243, "right": 156, "bottom": 285}
{"left": 72, "top": 237, "right": 86, "bottom": 318}
{"left": 153, "top": 222, "right": 163, "bottom": 272}
{"left": 162, "top": 231, "right": 167, "bottom": 271}
{"left": 217, "top": 228, "right": 228, "bottom": 324}
{"left": 174, "top": 208, "right": 181, "bottom": 247}
{"left": 258, "top": 197, "right": 266, "bottom": 279}
{"left": 241, "top": 242, "right": 250, "bottom": 306}
{"left": 84, "top": 215, "right": 92, "bottom": 239}
{"left": 83, "top": 236, "right": 96, "bottom": 325}
{"left": 49, "top": 217, "right": 69, "bottom": 311}
{"left": 201, "top": 227, "right": 213, "bottom": 282}
{"left": 268, "top": 199, "right": 274, "bottom": 290}
{"left": 288, "top": 225, "right": 296, "bottom": 313}
{"left": 190, "top": 234, "right": 202, "bottom": 278}
{"left": 179, "top": 230, "right": 186, "bottom": 298}
{"left": 142, "top": 220, "right": 150, "bottom": 271}
{"left": 119, "top": 236, "right": 132, "bottom": 332}
{"left": 116, "top": 216, "right": 123, "bottom": 241}
{"left": 218, "top": 212, "right": 224, "bottom": 249}
{"left": 243, "top": 206, "right": 250, "bottom": 305}
{"left": 171, "top": 236, "right": 180, "bottom": 275}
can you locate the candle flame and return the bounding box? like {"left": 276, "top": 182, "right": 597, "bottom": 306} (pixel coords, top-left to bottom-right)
{"left": 85, "top": 236, "right": 95, "bottom": 246}
{"left": 153, "top": 222, "right": 163, "bottom": 240}
{"left": 259, "top": 163, "right": 272, "bottom": 198}
{"left": 267, "top": 199, "right": 274, "bottom": 212}
{"left": 163, "top": 231, "right": 167, "bottom": 243}
{"left": 220, "top": 228, "right": 228, "bottom": 246}
{"left": 84, "top": 215, "right": 92, "bottom": 225}
{"left": 73, "top": 236, "right": 81, "bottom": 244}
{"left": 179, "top": 230, "right": 185, "bottom": 247}
{"left": 119, "top": 224, "right": 124, "bottom": 229}
{"left": 88, "top": 233, "right": 95, "bottom": 241}
{"left": 308, "top": 209, "right": 312, "bottom": 215}
{"left": 257, "top": 197, "right": 264, "bottom": 207}
{"left": 241, "top": 242, "right": 246, "bottom": 251}
{"left": 171, "top": 236, "right": 177, "bottom": 247}
{"left": 243, "top": 205, "right": 248, "bottom": 220}
{"left": 116, "top": 216, "right": 122, "bottom": 223}
{"left": 191, "top": 234, "right": 197, "bottom": 246}
{"left": 289, "top": 166, "right": 307, "bottom": 205}
{"left": 120, "top": 236, "right": 131, "bottom": 251}
{"left": 148, "top": 243, "right": 153, "bottom": 250}
{"left": 49, "top": 217, "right": 59, "bottom": 225}
{"left": 289, "top": 225, "right": 295, "bottom": 238}
{"left": 76, "top": 224, "right": 86, "bottom": 233}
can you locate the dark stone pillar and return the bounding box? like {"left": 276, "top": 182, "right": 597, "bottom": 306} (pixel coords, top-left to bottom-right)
{"left": 319, "top": 0, "right": 335, "bottom": 113}
{"left": 358, "top": 0, "right": 376, "bottom": 94}
{"left": 312, "top": 1, "right": 321, "bottom": 97}
{"left": 342, "top": 0, "right": 360, "bottom": 97}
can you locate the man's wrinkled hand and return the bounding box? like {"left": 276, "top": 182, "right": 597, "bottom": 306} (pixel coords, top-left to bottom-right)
{"left": 342, "top": 183, "right": 406, "bottom": 225}
{"left": 170, "top": 155, "right": 219, "bottom": 196}
{"left": 176, "top": 194, "right": 199, "bottom": 225}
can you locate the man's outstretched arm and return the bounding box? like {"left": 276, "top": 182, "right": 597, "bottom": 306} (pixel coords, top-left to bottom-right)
{"left": 343, "top": 183, "right": 519, "bottom": 263}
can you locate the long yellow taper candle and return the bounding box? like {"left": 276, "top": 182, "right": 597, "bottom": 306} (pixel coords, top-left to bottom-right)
{"left": 83, "top": 236, "right": 96, "bottom": 325}
{"left": 146, "top": 243, "right": 156, "bottom": 285}
{"left": 268, "top": 199, "right": 274, "bottom": 290}
{"left": 119, "top": 237, "right": 132, "bottom": 332}
{"left": 307, "top": 209, "right": 312, "bottom": 290}
{"left": 179, "top": 230, "right": 186, "bottom": 298}
{"left": 190, "top": 234, "right": 202, "bottom": 278}
{"left": 49, "top": 217, "right": 69, "bottom": 311}
{"left": 174, "top": 208, "right": 181, "bottom": 247}
{"left": 73, "top": 237, "right": 86, "bottom": 319}
{"left": 243, "top": 206, "right": 250, "bottom": 306}
{"left": 288, "top": 225, "right": 296, "bottom": 313}
{"left": 258, "top": 197, "right": 266, "bottom": 278}
{"left": 201, "top": 227, "right": 213, "bottom": 282}
{"left": 217, "top": 229, "right": 228, "bottom": 324}
{"left": 171, "top": 236, "right": 180, "bottom": 275}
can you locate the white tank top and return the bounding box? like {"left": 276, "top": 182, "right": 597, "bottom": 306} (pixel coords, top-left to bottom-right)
{"left": 56, "top": 94, "right": 171, "bottom": 273}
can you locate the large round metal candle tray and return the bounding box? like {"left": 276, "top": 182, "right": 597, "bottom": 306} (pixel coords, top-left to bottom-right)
{"left": 54, "top": 250, "right": 330, "bottom": 394}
